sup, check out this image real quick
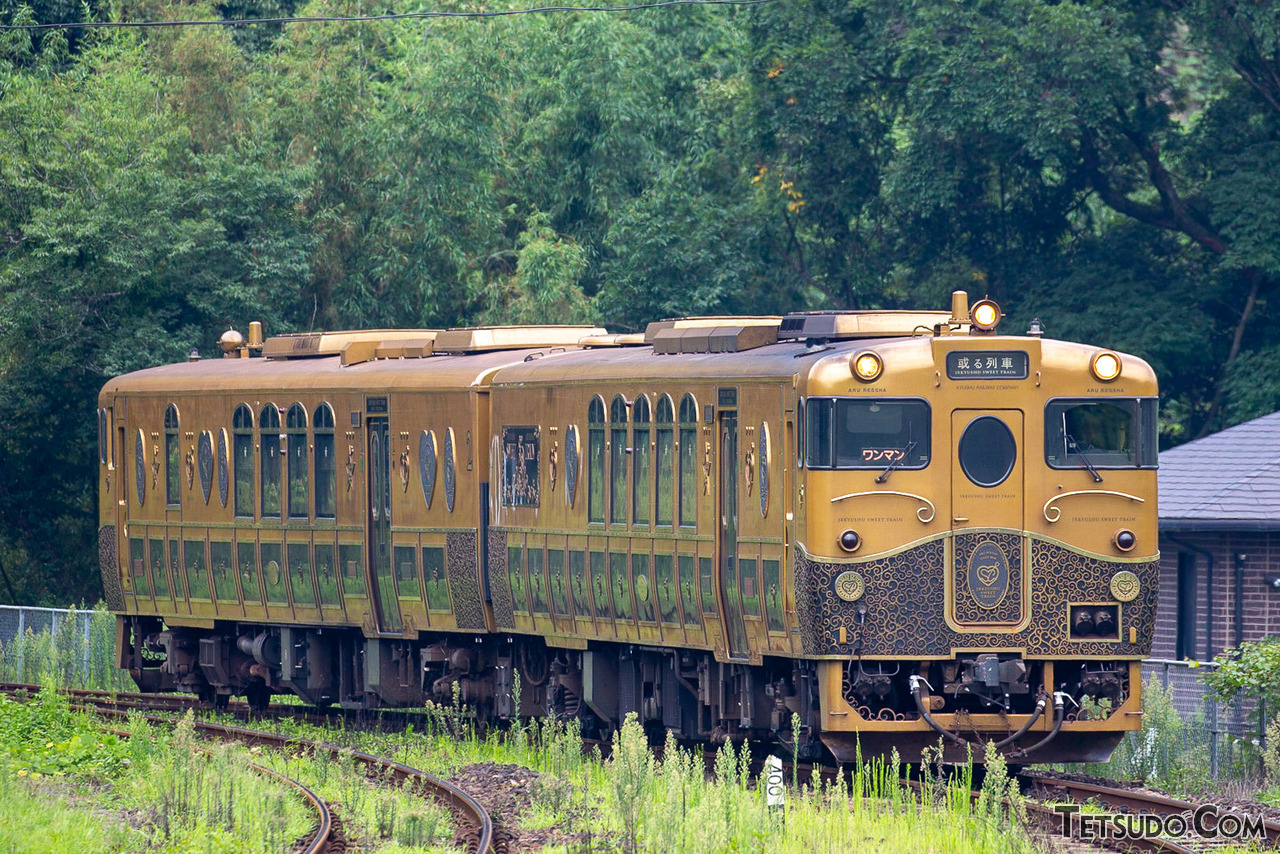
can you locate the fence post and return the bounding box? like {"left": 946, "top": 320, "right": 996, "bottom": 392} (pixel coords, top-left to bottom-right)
{"left": 1162, "top": 661, "right": 1169, "bottom": 691}
{"left": 16, "top": 607, "right": 24, "bottom": 683}
{"left": 1209, "top": 692, "right": 1220, "bottom": 779}
{"left": 82, "top": 613, "right": 91, "bottom": 687}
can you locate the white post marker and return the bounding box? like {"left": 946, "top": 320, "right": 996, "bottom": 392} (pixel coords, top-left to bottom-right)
{"left": 764, "top": 755, "right": 785, "bottom": 814}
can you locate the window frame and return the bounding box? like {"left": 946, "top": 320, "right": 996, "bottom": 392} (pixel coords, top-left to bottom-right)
{"left": 609, "top": 395, "right": 629, "bottom": 526}
{"left": 678, "top": 393, "right": 698, "bottom": 528}
{"left": 802, "top": 396, "right": 932, "bottom": 472}
{"left": 587, "top": 396, "right": 606, "bottom": 524}
{"left": 260, "top": 403, "right": 282, "bottom": 519}
{"left": 233, "top": 404, "right": 255, "bottom": 519}
{"left": 164, "top": 404, "right": 181, "bottom": 506}
{"left": 286, "top": 403, "right": 309, "bottom": 519}
{"left": 314, "top": 403, "right": 336, "bottom": 519}
{"left": 632, "top": 394, "right": 651, "bottom": 526}
{"left": 655, "top": 395, "right": 675, "bottom": 527}
{"left": 1043, "top": 396, "right": 1158, "bottom": 471}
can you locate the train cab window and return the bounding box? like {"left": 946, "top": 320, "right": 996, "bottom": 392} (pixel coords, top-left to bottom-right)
{"left": 260, "top": 404, "right": 282, "bottom": 518}
{"left": 164, "top": 404, "right": 180, "bottom": 505}
{"left": 610, "top": 396, "right": 628, "bottom": 525}
{"left": 655, "top": 396, "right": 674, "bottom": 526}
{"left": 233, "top": 405, "right": 254, "bottom": 517}
{"left": 1045, "top": 398, "right": 1158, "bottom": 469}
{"left": 588, "top": 397, "right": 606, "bottom": 524}
{"left": 678, "top": 394, "right": 698, "bottom": 527}
{"left": 314, "top": 404, "right": 336, "bottom": 519}
{"left": 804, "top": 398, "right": 930, "bottom": 470}
{"left": 286, "top": 404, "right": 308, "bottom": 518}
{"left": 633, "top": 395, "right": 651, "bottom": 526}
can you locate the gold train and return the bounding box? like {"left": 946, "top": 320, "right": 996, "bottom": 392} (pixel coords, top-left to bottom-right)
{"left": 99, "top": 292, "right": 1158, "bottom": 762}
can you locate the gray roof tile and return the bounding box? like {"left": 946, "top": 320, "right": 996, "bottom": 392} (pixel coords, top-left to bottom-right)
{"left": 1159, "top": 410, "right": 1280, "bottom": 522}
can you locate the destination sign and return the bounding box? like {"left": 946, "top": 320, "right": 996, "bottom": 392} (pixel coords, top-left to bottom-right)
{"left": 946, "top": 351, "right": 1029, "bottom": 380}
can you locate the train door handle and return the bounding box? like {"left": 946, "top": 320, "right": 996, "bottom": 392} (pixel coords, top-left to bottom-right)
{"left": 953, "top": 516, "right": 969, "bottom": 523}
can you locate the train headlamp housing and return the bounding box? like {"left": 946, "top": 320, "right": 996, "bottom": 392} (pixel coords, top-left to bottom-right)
{"left": 851, "top": 351, "right": 883, "bottom": 382}
{"left": 970, "top": 299, "right": 1002, "bottom": 332}
{"left": 1090, "top": 351, "right": 1122, "bottom": 382}
{"left": 839, "top": 530, "right": 862, "bottom": 553}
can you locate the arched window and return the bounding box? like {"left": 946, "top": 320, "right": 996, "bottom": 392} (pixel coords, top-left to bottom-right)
{"left": 610, "top": 395, "right": 628, "bottom": 525}
{"left": 588, "top": 397, "right": 606, "bottom": 524}
{"left": 314, "top": 404, "right": 336, "bottom": 519}
{"left": 260, "top": 404, "right": 282, "bottom": 519}
{"left": 233, "top": 405, "right": 254, "bottom": 517}
{"left": 632, "top": 395, "right": 651, "bottom": 526}
{"left": 164, "top": 404, "right": 180, "bottom": 505}
{"left": 655, "top": 396, "right": 674, "bottom": 526}
{"left": 286, "top": 404, "right": 308, "bottom": 518}
{"left": 679, "top": 394, "right": 698, "bottom": 527}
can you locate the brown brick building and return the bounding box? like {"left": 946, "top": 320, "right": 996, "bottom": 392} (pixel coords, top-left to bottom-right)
{"left": 1157, "top": 411, "right": 1280, "bottom": 664}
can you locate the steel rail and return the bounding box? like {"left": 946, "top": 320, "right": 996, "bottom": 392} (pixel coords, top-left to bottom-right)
{"left": 1023, "top": 773, "right": 1280, "bottom": 850}
{"left": 45, "top": 689, "right": 496, "bottom": 854}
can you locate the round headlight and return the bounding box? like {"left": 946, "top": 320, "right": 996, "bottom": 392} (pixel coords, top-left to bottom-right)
{"left": 1091, "top": 351, "right": 1122, "bottom": 382}
{"left": 970, "top": 299, "right": 1002, "bottom": 331}
{"left": 852, "top": 351, "right": 883, "bottom": 382}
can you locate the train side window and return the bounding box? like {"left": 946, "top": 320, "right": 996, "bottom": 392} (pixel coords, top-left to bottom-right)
{"left": 97, "top": 408, "right": 108, "bottom": 465}
{"left": 678, "top": 394, "right": 698, "bottom": 527}
{"left": 655, "top": 396, "right": 674, "bottom": 527}
{"left": 796, "top": 398, "right": 805, "bottom": 468}
{"left": 610, "top": 396, "right": 628, "bottom": 525}
{"left": 632, "top": 394, "right": 651, "bottom": 526}
{"left": 286, "top": 404, "right": 308, "bottom": 519}
{"left": 314, "top": 404, "right": 336, "bottom": 519}
{"left": 233, "top": 405, "right": 254, "bottom": 518}
{"left": 1045, "top": 397, "right": 1158, "bottom": 469}
{"left": 588, "top": 397, "right": 606, "bottom": 523}
{"left": 164, "top": 404, "right": 180, "bottom": 505}
{"left": 260, "top": 404, "right": 282, "bottom": 519}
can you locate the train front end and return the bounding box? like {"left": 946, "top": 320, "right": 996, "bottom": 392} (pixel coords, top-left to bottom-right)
{"left": 793, "top": 294, "right": 1159, "bottom": 763}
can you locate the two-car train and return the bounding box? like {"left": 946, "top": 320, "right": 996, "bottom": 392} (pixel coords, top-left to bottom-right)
{"left": 99, "top": 292, "right": 1159, "bottom": 762}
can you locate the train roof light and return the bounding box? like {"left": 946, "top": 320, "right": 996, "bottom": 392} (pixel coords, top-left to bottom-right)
{"left": 970, "top": 299, "right": 1001, "bottom": 332}
{"left": 1091, "top": 351, "right": 1122, "bottom": 382}
{"left": 852, "top": 350, "right": 883, "bottom": 382}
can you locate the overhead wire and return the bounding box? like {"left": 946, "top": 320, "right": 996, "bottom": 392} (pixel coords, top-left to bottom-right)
{"left": 0, "top": 0, "right": 775, "bottom": 31}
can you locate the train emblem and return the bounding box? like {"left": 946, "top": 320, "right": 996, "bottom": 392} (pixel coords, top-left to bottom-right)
{"left": 967, "top": 541, "right": 1010, "bottom": 609}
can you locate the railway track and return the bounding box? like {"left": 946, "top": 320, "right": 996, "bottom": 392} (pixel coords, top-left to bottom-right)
{"left": 1020, "top": 772, "right": 1279, "bottom": 853}
{"left": 1, "top": 684, "right": 499, "bottom": 854}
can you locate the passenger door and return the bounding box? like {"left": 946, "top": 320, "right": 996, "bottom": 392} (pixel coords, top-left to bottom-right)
{"left": 717, "top": 393, "right": 751, "bottom": 660}
{"left": 367, "top": 412, "right": 402, "bottom": 633}
{"left": 950, "top": 409, "right": 1025, "bottom": 628}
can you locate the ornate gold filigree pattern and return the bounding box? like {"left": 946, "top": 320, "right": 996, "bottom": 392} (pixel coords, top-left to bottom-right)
{"left": 795, "top": 538, "right": 1158, "bottom": 658}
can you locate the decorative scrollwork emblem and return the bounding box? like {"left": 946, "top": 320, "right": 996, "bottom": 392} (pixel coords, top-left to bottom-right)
{"left": 835, "top": 571, "right": 865, "bottom": 602}
{"left": 1111, "top": 570, "right": 1141, "bottom": 602}
{"left": 346, "top": 444, "right": 356, "bottom": 493}
{"left": 1042, "top": 490, "right": 1145, "bottom": 523}
{"left": 744, "top": 444, "right": 755, "bottom": 495}
{"left": 549, "top": 440, "right": 559, "bottom": 493}
{"left": 829, "top": 490, "right": 937, "bottom": 524}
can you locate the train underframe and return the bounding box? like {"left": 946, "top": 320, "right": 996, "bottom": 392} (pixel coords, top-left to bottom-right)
{"left": 116, "top": 615, "right": 1135, "bottom": 764}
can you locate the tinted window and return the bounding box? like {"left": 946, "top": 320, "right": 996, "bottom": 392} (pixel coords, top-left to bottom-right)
{"left": 805, "top": 398, "right": 931, "bottom": 470}
{"left": 958, "top": 416, "right": 1017, "bottom": 487}
{"left": 1045, "top": 398, "right": 1157, "bottom": 469}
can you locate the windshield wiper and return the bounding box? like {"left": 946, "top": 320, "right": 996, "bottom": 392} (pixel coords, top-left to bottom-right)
{"left": 876, "top": 441, "right": 917, "bottom": 484}
{"left": 1066, "top": 434, "right": 1103, "bottom": 483}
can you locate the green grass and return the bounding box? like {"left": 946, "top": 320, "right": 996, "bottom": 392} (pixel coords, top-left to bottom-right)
{"left": 0, "top": 689, "right": 312, "bottom": 854}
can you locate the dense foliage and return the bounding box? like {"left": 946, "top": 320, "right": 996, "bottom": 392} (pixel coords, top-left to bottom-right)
{"left": 3, "top": 0, "right": 1280, "bottom": 603}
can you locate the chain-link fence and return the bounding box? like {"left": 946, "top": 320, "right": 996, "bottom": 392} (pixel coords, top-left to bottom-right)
{"left": 1137, "top": 658, "right": 1257, "bottom": 780}
{"left": 0, "top": 603, "right": 131, "bottom": 690}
